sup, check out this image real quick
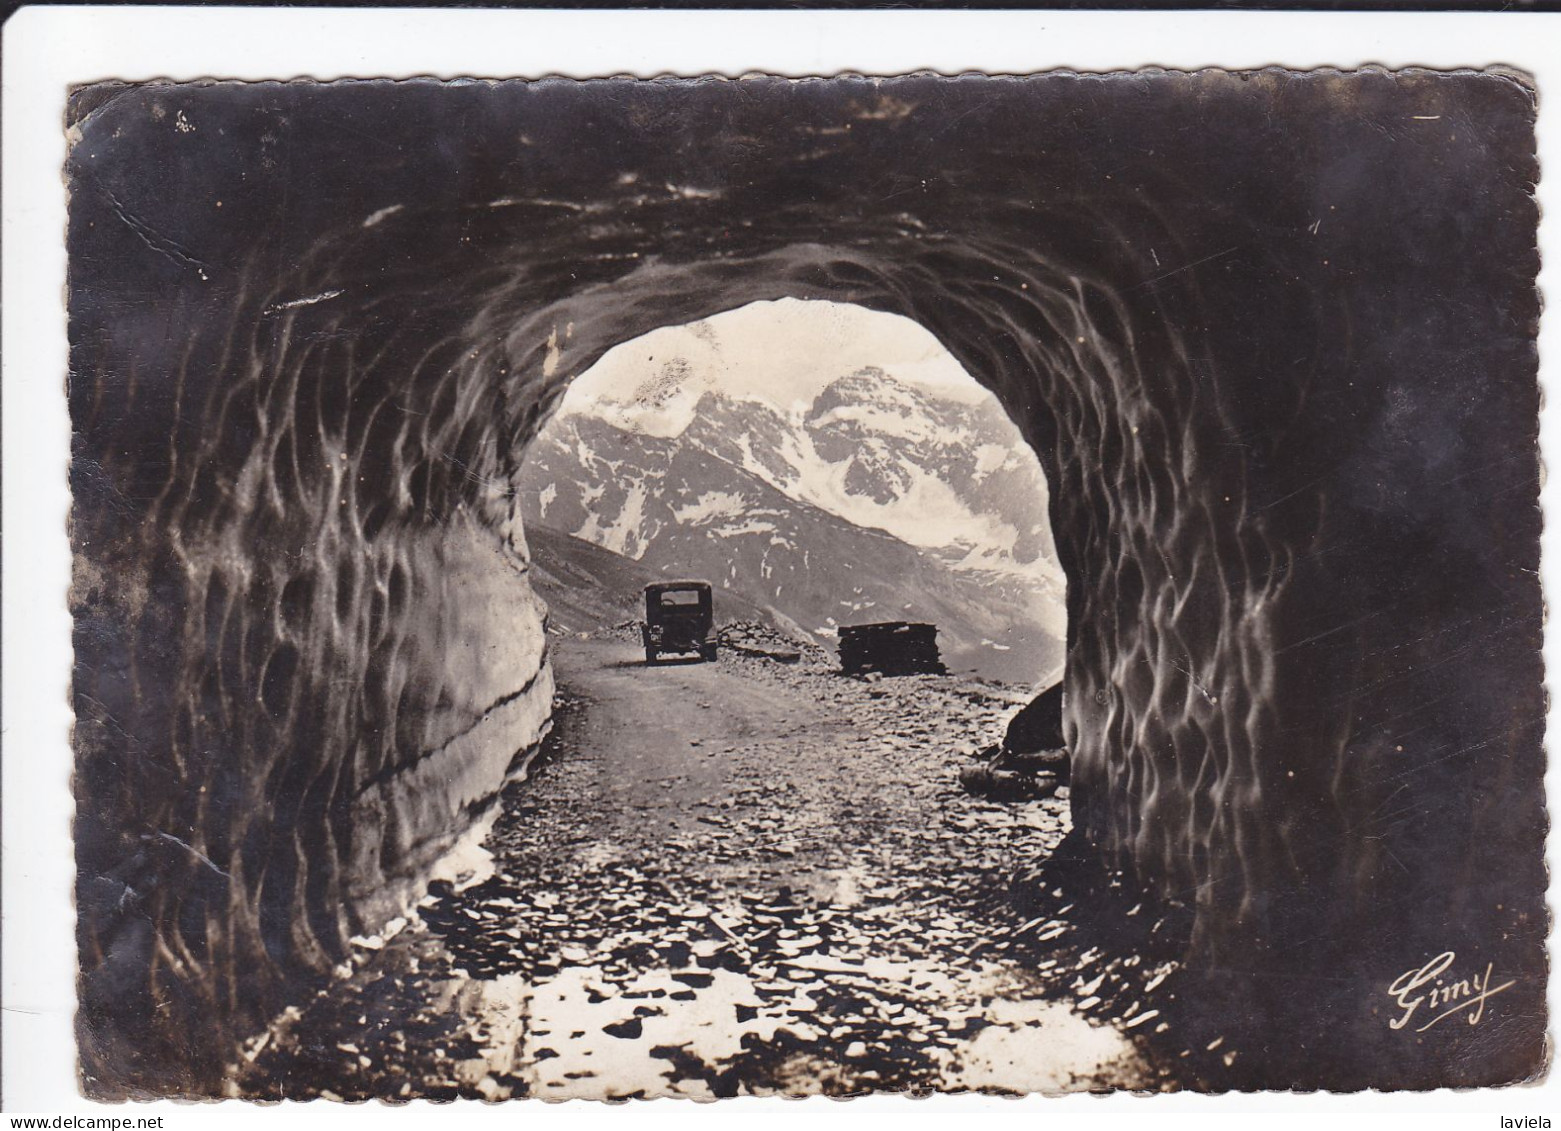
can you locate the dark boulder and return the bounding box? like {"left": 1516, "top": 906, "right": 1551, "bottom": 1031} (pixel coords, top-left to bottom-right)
{"left": 1003, "top": 684, "right": 1065, "bottom": 754}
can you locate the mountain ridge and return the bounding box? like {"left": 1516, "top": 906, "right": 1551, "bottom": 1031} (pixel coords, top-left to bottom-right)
{"left": 519, "top": 368, "right": 1065, "bottom": 683}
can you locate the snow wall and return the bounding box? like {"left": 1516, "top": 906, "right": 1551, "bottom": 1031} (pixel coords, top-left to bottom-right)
{"left": 66, "top": 73, "right": 1543, "bottom": 1094}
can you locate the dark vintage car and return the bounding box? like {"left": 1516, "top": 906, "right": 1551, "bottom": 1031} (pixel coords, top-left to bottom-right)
{"left": 640, "top": 581, "right": 717, "bottom": 664}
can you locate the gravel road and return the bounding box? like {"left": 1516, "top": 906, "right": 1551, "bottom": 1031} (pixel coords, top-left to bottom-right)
{"left": 237, "top": 637, "right": 1228, "bottom": 1099}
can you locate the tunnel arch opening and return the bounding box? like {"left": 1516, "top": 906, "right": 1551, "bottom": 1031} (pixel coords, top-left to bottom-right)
{"left": 468, "top": 236, "right": 1277, "bottom": 899}
{"left": 515, "top": 296, "right": 1068, "bottom": 690}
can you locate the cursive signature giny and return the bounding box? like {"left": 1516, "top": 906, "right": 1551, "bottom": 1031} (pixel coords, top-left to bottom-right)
{"left": 1387, "top": 951, "right": 1515, "bottom": 1033}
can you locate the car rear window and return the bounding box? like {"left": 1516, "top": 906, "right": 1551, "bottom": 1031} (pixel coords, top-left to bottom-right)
{"left": 658, "top": 590, "right": 704, "bottom": 607}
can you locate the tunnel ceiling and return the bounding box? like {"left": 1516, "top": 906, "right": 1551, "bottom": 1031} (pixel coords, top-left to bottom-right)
{"left": 66, "top": 72, "right": 1543, "bottom": 1093}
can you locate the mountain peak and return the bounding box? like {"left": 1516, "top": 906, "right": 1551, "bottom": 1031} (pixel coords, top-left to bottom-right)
{"left": 810, "top": 366, "right": 934, "bottom": 415}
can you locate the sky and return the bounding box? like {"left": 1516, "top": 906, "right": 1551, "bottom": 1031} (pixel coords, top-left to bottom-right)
{"left": 554, "top": 298, "right": 991, "bottom": 424}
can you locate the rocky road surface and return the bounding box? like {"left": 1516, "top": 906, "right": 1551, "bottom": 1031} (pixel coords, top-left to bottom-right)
{"left": 237, "top": 636, "right": 1233, "bottom": 1099}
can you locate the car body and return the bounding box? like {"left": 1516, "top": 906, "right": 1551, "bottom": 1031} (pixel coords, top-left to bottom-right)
{"left": 641, "top": 581, "right": 717, "bottom": 664}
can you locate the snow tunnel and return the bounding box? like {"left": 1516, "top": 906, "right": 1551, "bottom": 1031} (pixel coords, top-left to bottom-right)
{"left": 65, "top": 73, "right": 1544, "bottom": 1094}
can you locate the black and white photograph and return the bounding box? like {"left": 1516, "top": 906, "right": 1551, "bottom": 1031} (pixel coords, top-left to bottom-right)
{"left": 29, "top": 42, "right": 1552, "bottom": 1106}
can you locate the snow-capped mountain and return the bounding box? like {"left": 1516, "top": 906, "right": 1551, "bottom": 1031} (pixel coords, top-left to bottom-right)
{"left": 517, "top": 368, "right": 1065, "bottom": 683}
{"left": 570, "top": 366, "right": 1059, "bottom": 582}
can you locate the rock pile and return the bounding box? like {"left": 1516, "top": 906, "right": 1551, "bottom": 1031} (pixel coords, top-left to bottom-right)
{"left": 716, "top": 621, "right": 825, "bottom": 665}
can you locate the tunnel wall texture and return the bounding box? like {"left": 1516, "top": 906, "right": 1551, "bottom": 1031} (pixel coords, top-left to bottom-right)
{"left": 66, "top": 73, "right": 1544, "bottom": 1092}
